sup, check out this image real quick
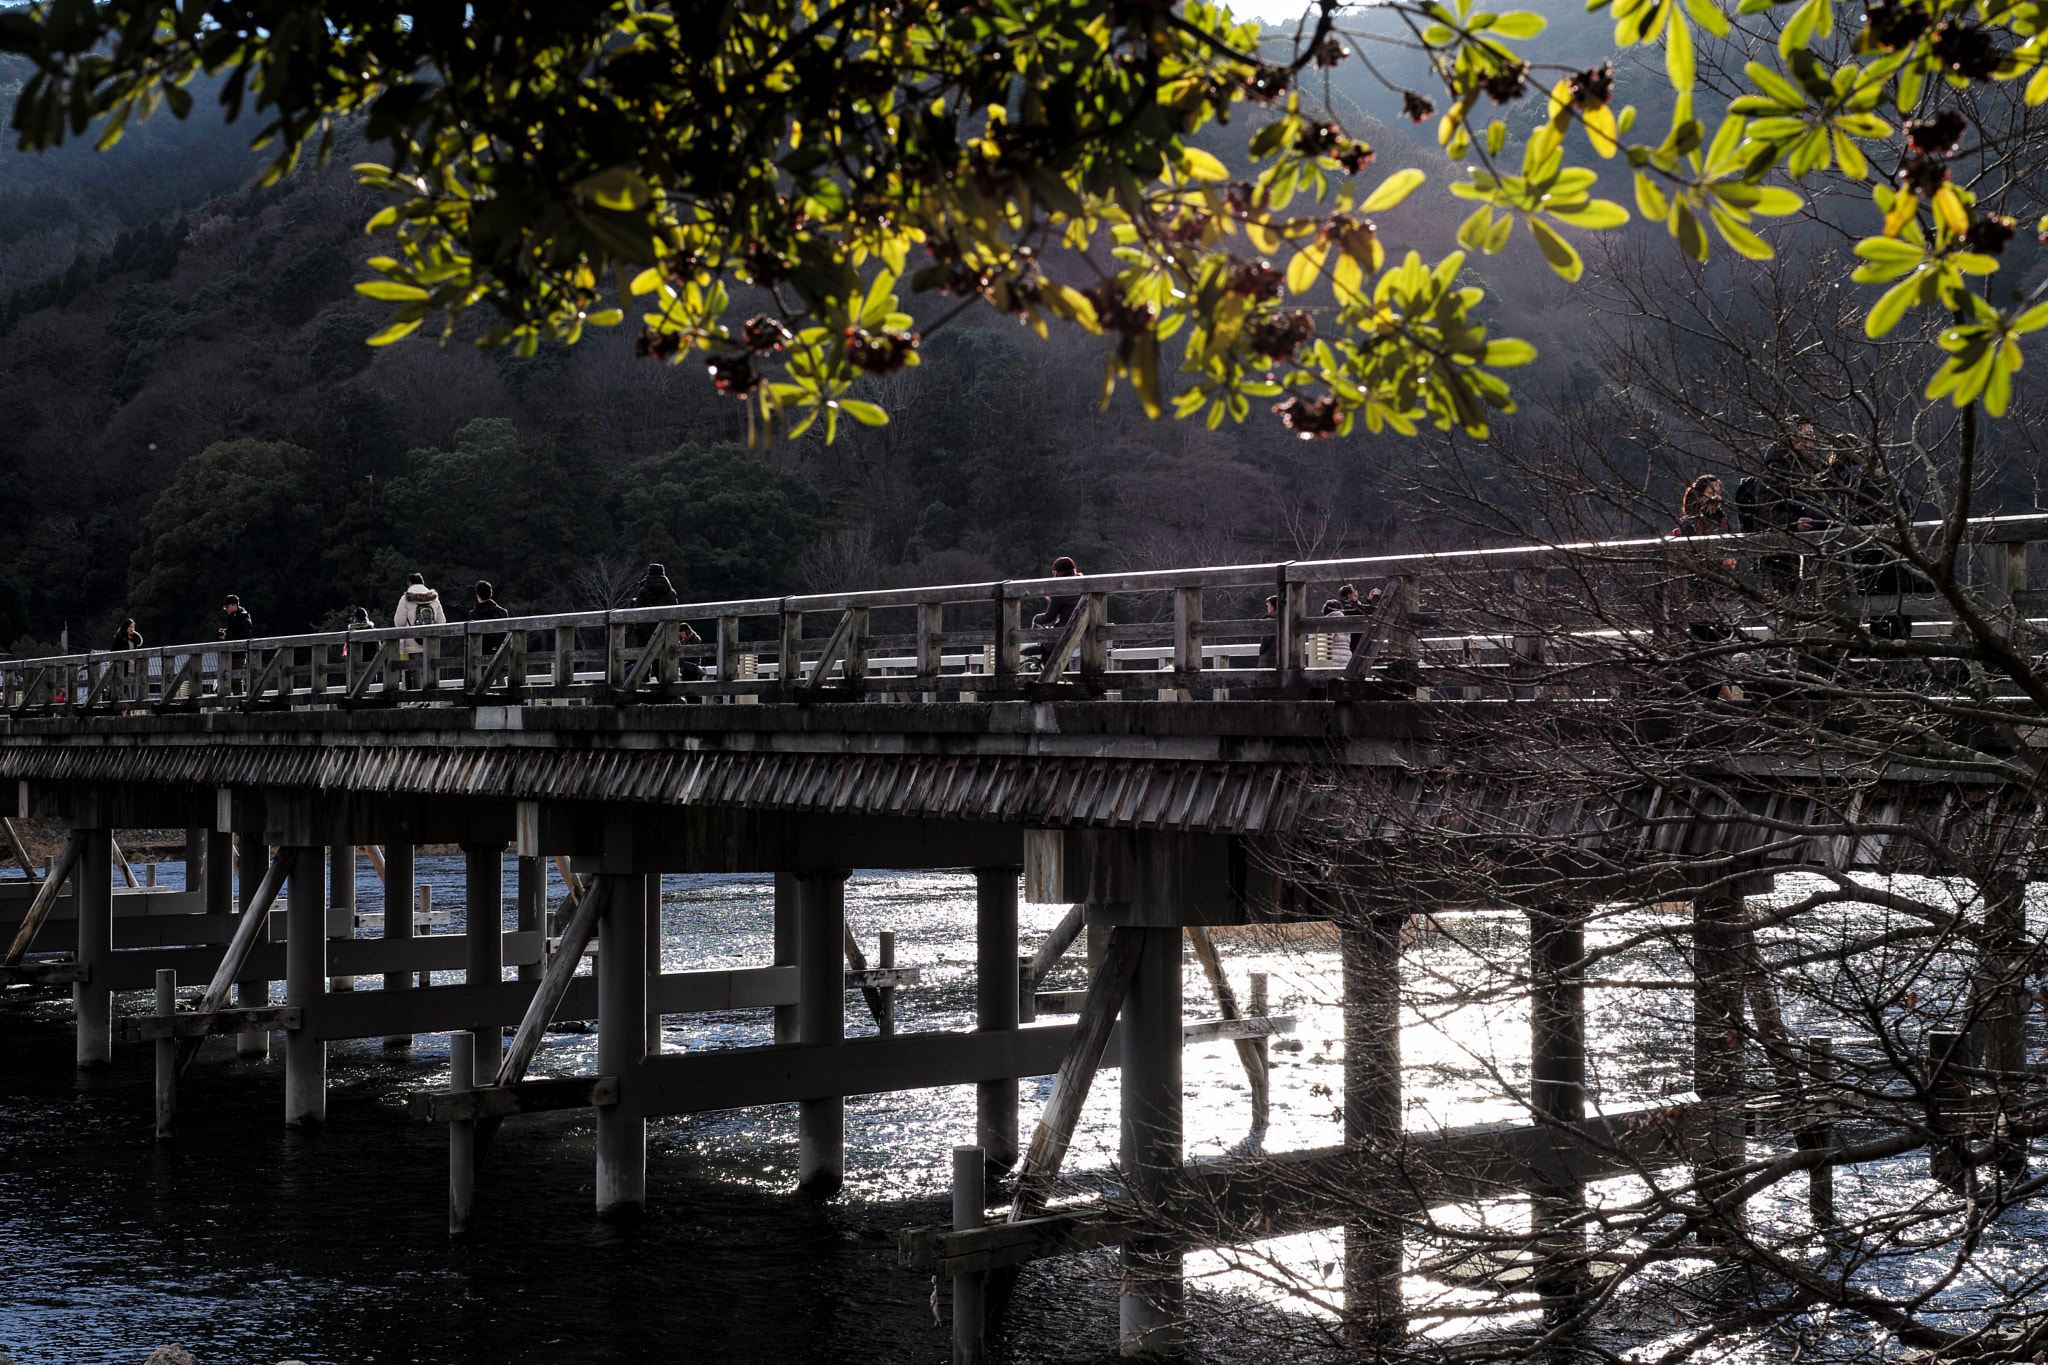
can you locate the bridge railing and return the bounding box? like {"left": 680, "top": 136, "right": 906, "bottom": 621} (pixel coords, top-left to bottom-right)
{"left": 4, "top": 512, "right": 2041, "bottom": 714}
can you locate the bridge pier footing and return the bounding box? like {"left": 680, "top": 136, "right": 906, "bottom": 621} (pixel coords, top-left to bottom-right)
{"left": 74, "top": 828, "right": 112, "bottom": 1068}
{"left": 1342, "top": 914, "right": 1403, "bottom": 1352}
{"left": 596, "top": 869, "right": 648, "bottom": 1213}
{"left": 1529, "top": 904, "right": 1588, "bottom": 1317}
{"left": 465, "top": 843, "right": 504, "bottom": 1062}
{"left": 976, "top": 866, "right": 1020, "bottom": 1177}
{"left": 236, "top": 838, "right": 271, "bottom": 1058}
{"left": 331, "top": 844, "right": 357, "bottom": 994}
{"left": 284, "top": 847, "right": 327, "bottom": 1126}
{"left": 1693, "top": 888, "right": 1748, "bottom": 1239}
{"left": 382, "top": 844, "right": 415, "bottom": 1047}
{"left": 797, "top": 870, "right": 849, "bottom": 1199}
{"left": 1118, "top": 924, "right": 1183, "bottom": 1359}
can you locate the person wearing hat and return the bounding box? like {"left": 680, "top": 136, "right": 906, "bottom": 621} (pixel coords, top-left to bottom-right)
{"left": 629, "top": 562, "right": 703, "bottom": 686}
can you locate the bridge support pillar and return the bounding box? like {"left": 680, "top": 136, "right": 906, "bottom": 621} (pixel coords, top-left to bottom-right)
{"left": 185, "top": 825, "right": 208, "bottom": 903}
{"left": 382, "top": 844, "right": 415, "bottom": 1047}
{"left": 1118, "top": 924, "right": 1183, "bottom": 1359}
{"left": 596, "top": 869, "right": 648, "bottom": 1213}
{"left": 797, "top": 869, "right": 849, "bottom": 1198}
{"left": 74, "top": 828, "right": 113, "bottom": 1068}
{"left": 330, "top": 844, "right": 356, "bottom": 993}
{"left": 235, "top": 838, "right": 271, "bottom": 1058}
{"left": 1693, "top": 889, "right": 1747, "bottom": 1239}
{"left": 516, "top": 855, "right": 546, "bottom": 983}
{"left": 284, "top": 847, "right": 327, "bottom": 1126}
{"left": 1529, "top": 904, "right": 1587, "bottom": 1318}
{"left": 976, "top": 866, "right": 1021, "bottom": 1176}
{"left": 646, "top": 874, "right": 665, "bottom": 1055}
{"left": 464, "top": 843, "right": 505, "bottom": 1060}
{"left": 773, "top": 873, "right": 799, "bottom": 1045}
{"left": 1342, "top": 914, "right": 1403, "bottom": 1351}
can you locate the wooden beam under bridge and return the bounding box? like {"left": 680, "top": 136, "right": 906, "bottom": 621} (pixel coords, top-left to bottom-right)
{"left": 901, "top": 1098, "right": 1720, "bottom": 1278}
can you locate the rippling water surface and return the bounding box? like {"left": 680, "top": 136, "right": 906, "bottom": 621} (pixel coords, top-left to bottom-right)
{"left": 2, "top": 862, "right": 2042, "bottom": 1364}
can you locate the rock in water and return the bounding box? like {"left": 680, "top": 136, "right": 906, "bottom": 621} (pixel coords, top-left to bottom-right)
{"left": 143, "top": 1349, "right": 198, "bottom": 1365}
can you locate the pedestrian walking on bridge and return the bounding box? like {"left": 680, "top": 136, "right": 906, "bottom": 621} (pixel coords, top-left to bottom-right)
{"left": 394, "top": 573, "right": 445, "bottom": 694}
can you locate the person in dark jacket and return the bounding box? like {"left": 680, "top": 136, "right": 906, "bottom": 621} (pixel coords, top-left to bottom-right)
{"left": 1669, "top": 475, "right": 1739, "bottom": 697}
{"left": 1032, "top": 556, "right": 1082, "bottom": 630}
{"left": 1257, "top": 594, "right": 1279, "bottom": 670}
{"left": 218, "top": 595, "right": 254, "bottom": 641}
{"left": 1332, "top": 581, "right": 1380, "bottom": 656}
{"left": 218, "top": 595, "right": 254, "bottom": 697}
{"left": 632, "top": 563, "right": 680, "bottom": 609}
{"left": 114, "top": 618, "right": 143, "bottom": 650}
{"left": 469, "top": 579, "right": 511, "bottom": 657}
{"left": 628, "top": 563, "right": 702, "bottom": 682}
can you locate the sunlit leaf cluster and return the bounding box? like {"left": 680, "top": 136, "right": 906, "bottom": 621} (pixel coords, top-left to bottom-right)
{"left": 4, "top": 0, "right": 2047, "bottom": 437}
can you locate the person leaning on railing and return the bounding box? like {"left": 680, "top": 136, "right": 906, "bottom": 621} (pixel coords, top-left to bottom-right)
{"left": 217, "top": 595, "right": 253, "bottom": 697}
{"left": 1670, "top": 475, "right": 1740, "bottom": 699}
{"left": 629, "top": 563, "right": 705, "bottom": 684}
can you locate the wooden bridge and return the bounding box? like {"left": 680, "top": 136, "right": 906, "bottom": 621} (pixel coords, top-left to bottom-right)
{"left": 1, "top": 514, "right": 2041, "bottom": 1361}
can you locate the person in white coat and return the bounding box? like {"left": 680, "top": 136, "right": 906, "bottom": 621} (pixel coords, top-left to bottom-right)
{"left": 393, "top": 572, "right": 446, "bottom": 693}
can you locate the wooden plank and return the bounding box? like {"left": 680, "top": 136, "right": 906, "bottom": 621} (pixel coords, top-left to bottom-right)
{"left": 626, "top": 1023, "right": 1091, "bottom": 1116}
{"left": 175, "top": 853, "right": 292, "bottom": 1075}
{"left": 1027, "top": 904, "right": 1087, "bottom": 985}
{"left": 1182, "top": 1015, "right": 1294, "bottom": 1044}
{"left": 0, "top": 961, "right": 87, "bottom": 985}
{"left": 1010, "top": 925, "right": 1143, "bottom": 1221}
{"left": 842, "top": 923, "right": 889, "bottom": 1031}
{"left": 109, "top": 836, "right": 141, "bottom": 889}
{"left": 904, "top": 1100, "right": 1718, "bottom": 1276}
{"left": 1, "top": 830, "right": 85, "bottom": 965}
{"left": 1187, "top": 925, "right": 1268, "bottom": 1103}
{"left": 410, "top": 1075, "right": 620, "bottom": 1123}
{"left": 117, "top": 1006, "right": 301, "bottom": 1043}
{"left": 492, "top": 873, "right": 613, "bottom": 1092}
{"left": 844, "top": 966, "right": 919, "bottom": 989}
{"left": 1, "top": 818, "right": 39, "bottom": 876}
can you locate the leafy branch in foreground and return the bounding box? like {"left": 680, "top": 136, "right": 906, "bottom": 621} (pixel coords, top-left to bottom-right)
{"left": 4, "top": 0, "right": 2047, "bottom": 441}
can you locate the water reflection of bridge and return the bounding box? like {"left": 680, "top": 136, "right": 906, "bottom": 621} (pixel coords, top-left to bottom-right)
{"left": 1, "top": 515, "right": 2040, "bottom": 1360}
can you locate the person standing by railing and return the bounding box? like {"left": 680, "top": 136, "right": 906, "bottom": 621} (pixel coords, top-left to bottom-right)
{"left": 1031, "top": 556, "right": 1082, "bottom": 631}
{"left": 394, "top": 573, "right": 445, "bottom": 695}
{"left": 217, "top": 595, "right": 253, "bottom": 697}
{"left": 1669, "top": 475, "right": 1739, "bottom": 698}
{"left": 629, "top": 563, "right": 704, "bottom": 683}
{"left": 469, "top": 580, "right": 510, "bottom": 653}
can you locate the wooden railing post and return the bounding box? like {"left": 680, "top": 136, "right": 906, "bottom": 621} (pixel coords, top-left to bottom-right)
{"left": 464, "top": 624, "right": 486, "bottom": 695}
{"left": 606, "top": 621, "right": 627, "bottom": 692}
{"left": 717, "top": 615, "right": 742, "bottom": 697}
{"left": 1078, "top": 592, "right": 1109, "bottom": 686}
{"left": 554, "top": 626, "right": 575, "bottom": 690}
{"left": 1512, "top": 566, "right": 1550, "bottom": 701}
{"left": 779, "top": 607, "right": 805, "bottom": 695}
{"left": 993, "top": 584, "right": 1021, "bottom": 687}
{"left": 845, "top": 606, "right": 870, "bottom": 690}
{"left": 1173, "top": 586, "right": 1203, "bottom": 689}
{"left": 1276, "top": 564, "right": 1305, "bottom": 687}
{"left": 916, "top": 602, "right": 943, "bottom": 700}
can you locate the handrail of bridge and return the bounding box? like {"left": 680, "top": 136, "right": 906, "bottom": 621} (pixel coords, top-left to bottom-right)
{"left": 2, "top": 512, "right": 2041, "bottom": 715}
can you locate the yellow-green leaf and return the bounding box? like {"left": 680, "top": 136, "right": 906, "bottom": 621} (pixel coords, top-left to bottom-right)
{"left": 1359, "top": 168, "right": 1427, "bottom": 213}
{"left": 836, "top": 399, "right": 890, "bottom": 425}
{"left": 1287, "top": 243, "right": 1328, "bottom": 294}
{"left": 1180, "top": 147, "right": 1230, "bottom": 182}
{"left": 1527, "top": 215, "right": 1584, "bottom": 280}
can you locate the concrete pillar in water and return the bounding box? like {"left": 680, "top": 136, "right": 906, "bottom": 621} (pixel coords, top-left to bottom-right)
{"left": 185, "top": 826, "right": 208, "bottom": 903}
{"left": 235, "top": 838, "right": 271, "bottom": 1058}
{"left": 1528, "top": 905, "right": 1587, "bottom": 1316}
{"left": 797, "top": 870, "right": 849, "bottom": 1198}
{"left": 516, "top": 856, "right": 546, "bottom": 983}
{"left": 284, "top": 847, "right": 327, "bottom": 1126}
{"left": 1342, "top": 915, "right": 1402, "bottom": 1349}
{"left": 155, "top": 968, "right": 177, "bottom": 1139}
{"left": 976, "top": 866, "right": 1021, "bottom": 1174}
{"left": 382, "top": 844, "right": 416, "bottom": 1047}
{"left": 1119, "top": 924, "right": 1183, "bottom": 1358}
{"left": 449, "top": 1030, "right": 475, "bottom": 1236}
{"left": 773, "top": 872, "right": 799, "bottom": 1045}
{"left": 464, "top": 844, "right": 505, "bottom": 1061}
{"left": 596, "top": 869, "right": 648, "bottom": 1213}
{"left": 1692, "top": 889, "right": 1747, "bottom": 1239}
{"left": 74, "top": 828, "right": 113, "bottom": 1068}
{"left": 646, "top": 873, "right": 665, "bottom": 1055}
{"left": 952, "top": 1144, "right": 987, "bottom": 1365}
{"left": 330, "top": 844, "right": 357, "bottom": 993}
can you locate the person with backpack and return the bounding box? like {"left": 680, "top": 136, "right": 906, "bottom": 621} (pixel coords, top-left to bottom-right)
{"left": 628, "top": 563, "right": 703, "bottom": 684}
{"left": 217, "top": 595, "right": 254, "bottom": 697}
{"left": 393, "top": 573, "right": 446, "bottom": 694}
